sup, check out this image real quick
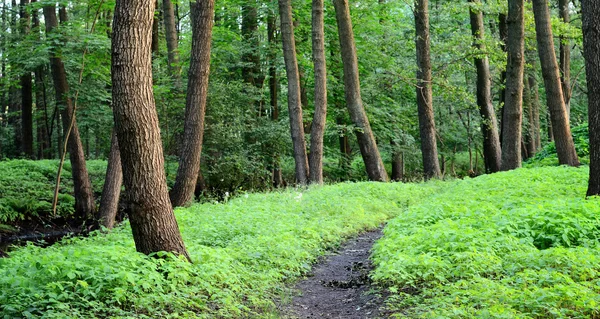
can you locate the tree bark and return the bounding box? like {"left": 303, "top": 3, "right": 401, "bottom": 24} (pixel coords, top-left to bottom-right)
{"left": 559, "top": 0, "right": 571, "bottom": 119}
{"left": 414, "top": 0, "right": 441, "bottom": 179}
{"left": 308, "top": 0, "right": 327, "bottom": 184}
{"left": 151, "top": 0, "right": 160, "bottom": 55}
{"left": 500, "top": 0, "right": 525, "bottom": 171}
{"left": 278, "top": 0, "right": 309, "bottom": 185}
{"left": 391, "top": 140, "right": 404, "bottom": 182}
{"left": 98, "top": 131, "right": 122, "bottom": 229}
{"left": 469, "top": 0, "right": 502, "bottom": 173}
{"left": 582, "top": 0, "right": 600, "bottom": 196}
{"left": 333, "top": 0, "right": 388, "bottom": 182}
{"left": 268, "top": 7, "right": 284, "bottom": 188}
{"left": 498, "top": 13, "right": 508, "bottom": 144}
{"left": 163, "top": 0, "right": 181, "bottom": 88}
{"left": 112, "top": 0, "right": 189, "bottom": 259}
{"left": 169, "top": 0, "right": 214, "bottom": 207}
{"left": 44, "top": 5, "right": 96, "bottom": 219}
{"left": 532, "top": 0, "right": 579, "bottom": 166}
{"left": 20, "top": 0, "right": 33, "bottom": 158}
{"left": 529, "top": 74, "right": 542, "bottom": 151}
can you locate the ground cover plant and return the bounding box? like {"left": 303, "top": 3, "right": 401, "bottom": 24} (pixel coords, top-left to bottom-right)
{"left": 372, "top": 166, "right": 600, "bottom": 318}
{"left": 0, "top": 181, "right": 436, "bottom": 318}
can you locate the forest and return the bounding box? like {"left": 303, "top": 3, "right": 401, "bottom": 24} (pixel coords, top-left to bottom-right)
{"left": 0, "top": 0, "right": 599, "bottom": 317}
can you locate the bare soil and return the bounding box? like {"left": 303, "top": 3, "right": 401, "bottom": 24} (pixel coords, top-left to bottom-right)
{"left": 281, "top": 229, "right": 386, "bottom": 319}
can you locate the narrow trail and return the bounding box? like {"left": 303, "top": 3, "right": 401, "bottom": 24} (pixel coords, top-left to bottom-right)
{"left": 281, "top": 229, "right": 386, "bottom": 319}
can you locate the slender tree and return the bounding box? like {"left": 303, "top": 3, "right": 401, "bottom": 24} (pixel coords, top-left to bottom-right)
{"left": 241, "top": 1, "right": 262, "bottom": 88}
{"left": 308, "top": 0, "right": 327, "bottom": 184}
{"left": 20, "top": 0, "right": 33, "bottom": 157}
{"left": 279, "top": 0, "right": 309, "bottom": 185}
{"left": 333, "top": 0, "right": 388, "bottom": 181}
{"left": 170, "top": 0, "right": 215, "bottom": 207}
{"left": 468, "top": 0, "right": 502, "bottom": 173}
{"left": 44, "top": 5, "right": 95, "bottom": 219}
{"left": 112, "top": 0, "right": 189, "bottom": 259}
{"left": 414, "top": 0, "right": 441, "bottom": 179}
{"left": 500, "top": 0, "right": 525, "bottom": 171}
{"left": 582, "top": 0, "right": 600, "bottom": 196}
{"left": 531, "top": 0, "right": 579, "bottom": 167}
{"left": 559, "top": 0, "right": 571, "bottom": 118}
{"left": 163, "top": 0, "right": 181, "bottom": 88}
{"left": 268, "top": 5, "right": 284, "bottom": 187}
{"left": 97, "top": 132, "right": 122, "bottom": 229}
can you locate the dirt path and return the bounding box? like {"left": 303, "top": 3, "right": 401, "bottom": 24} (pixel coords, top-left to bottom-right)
{"left": 281, "top": 229, "right": 386, "bottom": 319}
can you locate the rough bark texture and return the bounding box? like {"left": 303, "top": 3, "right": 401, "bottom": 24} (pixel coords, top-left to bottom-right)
{"left": 98, "top": 131, "right": 122, "bottom": 229}
{"left": 333, "top": 0, "right": 388, "bottom": 182}
{"left": 582, "top": 0, "right": 600, "bottom": 196}
{"left": 532, "top": 0, "right": 579, "bottom": 167}
{"left": 469, "top": 0, "right": 502, "bottom": 173}
{"left": 308, "top": 0, "right": 327, "bottom": 184}
{"left": 559, "top": 0, "right": 571, "bottom": 118}
{"left": 501, "top": 0, "right": 525, "bottom": 171}
{"left": 44, "top": 5, "right": 95, "bottom": 219}
{"left": 279, "top": 0, "right": 309, "bottom": 185}
{"left": 414, "top": 0, "right": 441, "bottom": 179}
{"left": 112, "top": 0, "right": 189, "bottom": 259}
{"left": 20, "top": 0, "right": 33, "bottom": 158}
{"left": 169, "top": 0, "right": 214, "bottom": 207}
{"left": 163, "top": 0, "right": 181, "bottom": 88}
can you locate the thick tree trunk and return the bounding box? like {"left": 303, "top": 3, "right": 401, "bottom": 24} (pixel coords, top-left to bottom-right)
{"left": 532, "top": 0, "right": 579, "bottom": 167}
{"left": 98, "top": 131, "right": 122, "bottom": 229}
{"left": 500, "top": 0, "right": 525, "bottom": 171}
{"left": 559, "top": 0, "right": 571, "bottom": 119}
{"left": 469, "top": 0, "right": 502, "bottom": 173}
{"left": 112, "top": 0, "right": 189, "bottom": 259}
{"left": 333, "top": 0, "right": 388, "bottom": 182}
{"left": 44, "top": 5, "right": 95, "bottom": 219}
{"left": 414, "top": 0, "right": 441, "bottom": 179}
{"left": 20, "top": 0, "right": 33, "bottom": 158}
{"left": 278, "top": 0, "right": 309, "bottom": 185}
{"left": 582, "top": 0, "right": 600, "bottom": 196}
{"left": 169, "top": 0, "right": 214, "bottom": 207}
{"left": 308, "top": 0, "right": 327, "bottom": 184}
{"left": 163, "top": 0, "right": 181, "bottom": 88}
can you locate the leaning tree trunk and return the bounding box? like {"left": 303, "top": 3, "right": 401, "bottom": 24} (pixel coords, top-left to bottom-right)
{"left": 44, "top": 5, "right": 96, "bottom": 219}
{"left": 112, "top": 0, "right": 189, "bottom": 259}
{"left": 500, "top": 0, "right": 525, "bottom": 171}
{"left": 163, "top": 0, "right": 181, "bottom": 88}
{"left": 20, "top": 0, "right": 33, "bottom": 158}
{"left": 98, "top": 131, "right": 122, "bottom": 229}
{"left": 308, "top": 0, "right": 327, "bottom": 184}
{"left": 469, "top": 0, "right": 502, "bottom": 173}
{"left": 414, "top": 0, "right": 441, "bottom": 179}
{"left": 169, "top": 0, "right": 215, "bottom": 207}
{"left": 559, "top": 0, "right": 571, "bottom": 119}
{"left": 532, "top": 0, "right": 579, "bottom": 167}
{"left": 333, "top": 0, "right": 388, "bottom": 182}
{"left": 278, "top": 0, "right": 309, "bottom": 185}
{"left": 582, "top": 0, "right": 600, "bottom": 196}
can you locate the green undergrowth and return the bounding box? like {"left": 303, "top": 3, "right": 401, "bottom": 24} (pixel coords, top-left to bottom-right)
{"left": 0, "top": 181, "right": 436, "bottom": 318}
{"left": 372, "top": 166, "right": 600, "bottom": 318}
{"left": 526, "top": 123, "right": 590, "bottom": 167}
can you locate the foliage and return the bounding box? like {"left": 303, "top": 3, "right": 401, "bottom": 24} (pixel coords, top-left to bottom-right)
{"left": 0, "top": 181, "right": 435, "bottom": 318}
{"left": 527, "top": 123, "right": 590, "bottom": 166}
{"left": 372, "top": 166, "right": 600, "bottom": 318}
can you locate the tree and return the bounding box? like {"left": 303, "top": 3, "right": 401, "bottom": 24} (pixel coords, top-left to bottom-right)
{"left": 468, "top": 0, "right": 501, "bottom": 173}
{"left": 414, "top": 0, "right": 441, "bottom": 179}
{"left": 531, "top": 0, "right": 579, "bottom": 167}
{"left": 267, "top": 4, "right": 284, "bottom": 188}
{"left": 170, "top": 0, "right": 215, "bottom": 207}
{"left": 582, "top": 0, "right": 600, "bottom": 196}
{"left": 333, "top": 0, "right": 388, "bottom": 182}
{"left": 163, "top": 0, "right": 181, "bottom": 88}
{"left": 308, "top": 0, "right": 327, "bottom": 184}
{"left": 559, "top": 0, "right": 571, "bottom": 118}
{"left": 44, "top": 5, "right": 95, "bottom": 219}
{"left": 20, "top": 0, "right": 33, "bottom": 158}
{"left": 97, "top": 131, "right": 122, "bottom": 229}
{"left": 500, "top": 0, "right": 525, "bottom": 171}
{"left": 112, "top": 0, "right": 189, "bottom": 259}
{"left": 279, "top": 0, "right": 309, "bottom": 185}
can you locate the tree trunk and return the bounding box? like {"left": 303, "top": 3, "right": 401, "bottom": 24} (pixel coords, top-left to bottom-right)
{"left": 268, "top": 7, "right": 284, "bottom": 188}
{"left": 241, "top": 1, "right": 262, "bottom": 88}
{"left": 308, "top": 0, "right": 327, "bottom": 184}
{"left": 559, "top": 0, "right": 571, "bottom": 119}
{"left": 532, "top": 0, "right": 579, "bottom": 166}
{"left": 169, "top": 0, "right": 214, "bottom": 207}
{"left": 498, "top": 13, "right": 508, "bottom": 144}
{"left": 163, "top": 0, "right": 181, "bottom": 88}
{"left": 112, "top": 0, "right": 189, "bottom": 259}
{"left": 523, "top": 73, "right": 536, "bottom": 156}
{"left": 391, "top": 140, "right": 404, "bottom": 182}
{"left": 469, "top": 0, "right": 502, "bottom": 173}
{"left": 500, "top": 0, "right": 525, "bottom": 171}
{"left": 20, "top": 0, "right": 33, "bottom": 158}
{"left": 44, "top": 5, "right": 95, "bottom": 219}
{"left": 529, "top": 74, "right": 542, "bottom": 151}
{"left": 278, "top": 0, "right": 309, "bottom": 185}
{"left": 414, "top": 0, "right": 441, "bottom": 179}
{"left": 98, "top": 131, "right": 122, "bottom": 229}
{"left": 32, "top": 1, "right": 51, "bottom": 159}
{"left": 333, "top": 0, "right": 388, "bottom": 182}
{"left": 151, "top": 0, "right": 160, "bottom": 55}
{"left": 582, "top": 0, "right": 600, "bottom": 196}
